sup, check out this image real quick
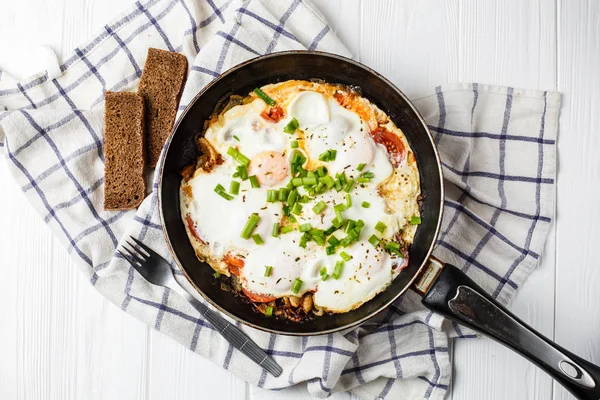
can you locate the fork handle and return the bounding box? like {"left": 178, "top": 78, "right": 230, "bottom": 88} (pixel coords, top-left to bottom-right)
{"left": 183, "top": 294, "right": 283, "bottom": 377}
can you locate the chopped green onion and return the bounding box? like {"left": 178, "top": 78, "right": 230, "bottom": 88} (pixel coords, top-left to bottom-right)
{"left": 227, "top": 147, "right": 250, "bottom": 167}
{"left": 230, "top": 180, "right": 240, "bottom": 195}
{"left": 313, "top": 201, "right": 327, "bottom": 215}
{"left": 368, "top": 234, "right": 380, "bottom": 247}
{"left": 362, "top": 201, "right": 370, "bottom": 208}
{"left": 287, "top": 189, "right": 298, "bottom": 206}
{"left": 291, "top": 278, "right": 303, "bottom": 294}
{"left": 410, "top": 216, "right": 422, "bottom": 225}
{"left": 308, "top": 187, "right": 317, "bottom": 196}
{"left": 318, "top": 149, "right": 337, "bottom": 162}
{"left": 375, "top": 221, "right": 387, "bottom": 233}
{"left": 213, "top": 271, "right": 221, "bottom": 278}
{"left": 326, "top": 245, "right": 336, "bottom": 255}
{"left": 291, "top": 140, "right": 299, "bottom": 149}
{"left": 355, "top": 219, "right": 365, "bottom": 229}
{"left": 336, "top": 172, "right": 347, "bottom": 186}
{"left": 315, "top": 182, "right": 325, "bottom": 194}
{"left": 249, "top": 175, "right": 260, "bottom": 188}
{"left": 334, "top": 180, "right": 342, "bottom": 192}
{"left": 233, "top": 135, "right": 240, "bottom": 141}
{"left": 332, "top": 261, "right": 344, "bottom": 279}
{"left": 362, "top": 171, "right": 374, "bottom": 178}
{"left": 292, "top": 177, "right": 303, "bottom": 186}
{"left": 344, "top": 220, "right": 356, "bottom": 234}
{"left": 329, "top": 149, "right": 337, "bottom": 160}
{"left": 344, "top": 179, "right": 355, "bottom": 193}
{"left": 252, "top": 233, "right": 264, "bottom": 245}
{"left": 313, "top": 235, "right": 325, "bottom": 245}
{"left": 272, "top": 223, "right": 280, "bottom": 237}
{"left": 327, "top": 236, "right": 340, "bottom": 246}
{"left": 289, "top": 215, "right": 297, "bottom": 223}
{"left": 237, "top": 165, "right": 248, "bottom": 180}
{"left": 292, "top": 203, "right": 303, "bottom": 215}
{"left": 267, "top": 190, "right": 277, "bottom": 202}
{"left": 283, "top": 117, "right": 299, "bottom": 134}
{"left": 334, "top": 203, "right": 346, "bottom": 212}
{"left": 320, "top": 267, "right": 327, "bottom": 276}
{"left": 357, "top": 163, "right": 366, "bottom": 171}
{"left": 299, "top": 223, "right": 312, "bottom": 232}
{"left": 280, "top": 225, "right": 294, "bottom": 234}
{"left": 317, "top": 166, "right": 328, "bottom": 177}
{"left": 214, "top": 185, "right": 233, "bottom": 200}
{"left": 321, "top": 175, "right": 335, "bottom": 189}
{"left": 302, "top": 176, "right": 317, "bottom": 186}
{"left": 324, "top": 225, "right": 338, "bottom": 236}
{"left": 265, "top": 306, "right": 273, "bottom": 316}
{"left": 345, "top": 193, "right": 352, "bottom": 208}
{"left": 253, "top": 88, "right": 276, "bottom": 106}
{"left": 232, "top": 172, "right": 240, "bottom": 178}
{"left": 264, "top": 265, "right": 272, "bottom": 277}
{"left": 357, "top": 177, "right": 370, "bottom": 183}
{"left": 240, "top": 213, "right": 260, "bottom": 239}
{"left": 335, "top": 209, "right": 344, "bottom": 224}
{"left": 291, "top": 150, "right": 306, "bottom": 166}
{"left": 340, "top": 251, "right": 352, "bottom": 261}
{"left": 321, "top": 273, "right": 329, "bottom": 281}
{"left": 384, "top": 241, "right": 401, "bottom": 252}
{"left": 332, "top": 216, "right": 345, "bottom": 228}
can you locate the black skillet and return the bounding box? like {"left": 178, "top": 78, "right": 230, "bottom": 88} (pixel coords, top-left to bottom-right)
{"left": 158, "top": 51, "right": 600, "bottom": 399}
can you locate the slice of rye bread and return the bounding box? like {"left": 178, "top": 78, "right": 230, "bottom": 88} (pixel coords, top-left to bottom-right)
{"left": 138, "top": 48, "right": 188, "bottom": 167}
{"left": 103, "top": 91, "right": 146, "bottom": 210}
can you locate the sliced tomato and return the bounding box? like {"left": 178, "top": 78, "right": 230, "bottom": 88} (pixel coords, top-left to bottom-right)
{"left": 370, "top": 127, "right": 406, "bottom": 167}
{"left": 242, "top": 287, "right": 277, "bottom": 303}
{"left": 185, "top": 215, "right": 206, "bottom": 244}
{"left": 223, "top": 253, "right": 245, "bottom": 277}
{"left": 260, "top": 106, "right": 285, "bottom": 123}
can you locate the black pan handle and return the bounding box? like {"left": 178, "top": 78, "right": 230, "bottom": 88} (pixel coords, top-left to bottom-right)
{"left": 420, "top": 261, "right": 600, "bottom": 400}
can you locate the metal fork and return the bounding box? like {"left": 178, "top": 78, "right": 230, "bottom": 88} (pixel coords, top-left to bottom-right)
{"left": 118, "top": 236, "right": 282, "bottom": 377}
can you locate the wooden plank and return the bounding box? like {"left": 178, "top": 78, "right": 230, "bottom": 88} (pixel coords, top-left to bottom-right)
{"left": 554, "top": 1, "right": 600, "bottom": 399}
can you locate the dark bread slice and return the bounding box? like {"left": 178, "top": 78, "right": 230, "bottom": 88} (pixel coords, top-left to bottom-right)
{"left": 103, "top": 91, "right": 146, "bottom": 210}
{"left": 138, "top": 48, "right": 188, "bottom": 167}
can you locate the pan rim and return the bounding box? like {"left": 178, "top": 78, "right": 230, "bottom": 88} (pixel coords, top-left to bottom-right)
{"left": 157, "top": 50, "right": 445, "bottom": 336}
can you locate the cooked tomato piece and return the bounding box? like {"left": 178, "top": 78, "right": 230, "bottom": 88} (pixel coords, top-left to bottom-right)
{"left": 185, "top": 215, "right": 206, "bottom": 244}
{"left": 223, "top": 253, "right": 245, "bottom": 277}
{"left": 242, "top": 287, "right": 277, "bottom": 303}
{"left": 370, "top": 127, "right": 406, "bottom": 166}
{"left": 260, "top": 106, "right": 285, "bottom": 123}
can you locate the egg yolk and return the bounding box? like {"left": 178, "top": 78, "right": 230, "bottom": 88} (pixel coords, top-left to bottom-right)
{"left": 249, "top": 151, "right": 289, "bottom": 187}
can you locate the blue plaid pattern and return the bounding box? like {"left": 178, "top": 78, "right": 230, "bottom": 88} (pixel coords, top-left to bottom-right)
{"left": 0, "top": 1, "right": 559, "bottom": 399}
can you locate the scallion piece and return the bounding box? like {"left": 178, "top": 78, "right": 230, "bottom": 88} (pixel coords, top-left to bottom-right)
{"left": 267, "top": 190, "right": 277, "bottom": 202}
{"left": 237, "top": 165, "right": 248, "bottom": 180}
{"left": 317, "top": 166, "right": 327, "bottom": 177}
{"left": 313, "top": 235, "right": 325, "bottom": 245}
{"left": 315, "top": 182, "right": 325, "bottom": 194}
{"left": 327, "top": 236, "right": 340, "bottom": 246}
{"left": 249, "top": 175, "right": 260, "bottom": 188}
{"left": 375, "top": 221, "right": 387, "bottom": 233}
{"left": 332, "top": 216, "right": 345, "bottom": 228}
{"left": 340, "top": 251, "right": 352, "bottom": 261}
{"left": 345, "top": 193, "right": 352, "bottom": 208}
{"left": 336, "top": 172, "right": 347, "bottom": 186}
{"left": 232, "top": 172, "right": 240, "bottom": 178}
{"left": 368, "top": 234, "right": 380, "bottom": 247}
{"left": 357, "top": 163, "right": 366, "bottom": 171}
{"left": 291, "top": 140, "right": 299, "bottom": 149}
{"left": 252, "top": 233, "right": 264, "bottom": 245}
{"left": 233, "top": 135, "right": 240, "bottom": 141}
{"left": 312, "top": 201, "right": 327, "bottom": 215}
{"left": 230, "top": 180, "right": 240, "bottom": 195}
{"left": 332, "top": 261, "right": 344, "bottom": 279}
{"left": 280, "top": 225, "right": 294, "bottom": 234}
{"left": 362, "top": 171, "right": 374, "bottom": 178}
{"left": 240, "top": 213, "right": 260, "bottom": 239}
{"left": 265, "top": 306, "right": 273, "bottom": 316}
{"left": 283, "top": 117, "right": 299, "bottom": 134}
{"left": 287, "top": 189, "right": 298, "bottom": 206}
{"left": 292, "top": 177, "right": 304, "bottom": 186}
{"left": 357, "top": 177, "right": 370, "bottom": 183}
{"left": 302, "top": 176, "right": 317, "bottom": 186}
{"left": 329, "top": 149, "right": 337, "bottom": 160}
{"left": 299, "top": 223, "right": 312, "bottom": 232}
{"left": 253, "top": 88, "right": 276, "bottom": 106}
{"left": 278, "top": 188, "right": 289, "bottom": 202}
{"left": 362, "top": 201, "right": 370, "bottom": 208}
{"left": 227, "top": 146, "right": 250, "bottom": 167}
{"left": 320, "top": 267, "right": 327, "bottom": 276}
{"left": 292, "top": 203, "right": 303, "bottom": 215}
{"left": 264, "top": 265, "right": 272, "bottom": 277}
{"left": 384, "top": 241, "right": 401, "bottom": 253}
{"left": 344, "top": 179, "right": 355, "bottom": 193}
{"left": 291, "top": 278, "right": 303, "bottom": 294}
{"left": 214, "top": 185, "right": 233, "bottom": 200}
{"left": 289, "top": 215, "right": 297, "bottom": 223}
{"left": 334, "top": 203, "right": 346, "bottom": 212}
{"left": 321, "top": 175, "right": 335, "bottom": 189}
{"left": 272, "top": 223, "right": 280, "bottom": 237}
{"left": 215, "top": 183, "right": 225, "bottom": 192}
{"left": 344, "top": 220, "right": 356, "bottom": 234}
{"left": 326, "top": 245, "right": 336, "bottom": 255}
{"left": 410, "top": 216, "right": 422, "bottom": 225}
{"left": 213, "top": 272, "right": 221, "bottom": 278}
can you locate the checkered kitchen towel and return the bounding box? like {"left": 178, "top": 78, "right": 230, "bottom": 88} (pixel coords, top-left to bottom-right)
{"left": 0, "top": 0, "right": 560, "bottom": 398}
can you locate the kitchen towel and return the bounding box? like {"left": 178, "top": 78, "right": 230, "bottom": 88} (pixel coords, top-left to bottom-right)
{"left": 0, "top": 0, "right": 559, "bottom": 398}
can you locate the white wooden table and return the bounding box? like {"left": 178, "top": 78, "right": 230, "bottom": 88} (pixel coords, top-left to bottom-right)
{"left": 1, "top": 1, "right": 598, "bottom": 399}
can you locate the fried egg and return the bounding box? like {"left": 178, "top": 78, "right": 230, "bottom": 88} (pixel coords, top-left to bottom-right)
{"left": 180, "top": 80, "right": 421, "bottom": 315}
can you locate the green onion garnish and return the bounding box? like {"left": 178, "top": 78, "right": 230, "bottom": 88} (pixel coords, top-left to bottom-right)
{"left": 357, "top": 163, "right": 366, "bottom": 171}
{"left": 340, "top": 251, "right": 352, "bottom": 261}
{"left": 253, "top": 88, "right": 276, "bottom": 106}
{"left": 332, "top": 261, "right": 344, "bottom": 279}
{"left": 213, "top": 272, "right": 221, "bottom": 278}
{"left": 280, "top": 225, "right": 294, "bottom": 234}
{"left": 410, "top": 216, "right": 422, "bottom": 225}
{"left": 227, "top": 147, "right": 250, "bottom": 167}
{"left": 249, "top": 175, "right": 260, "bottom": 188}
{"left": 317, "top": 166, "right": 327, "bottom": 177}
{"left": 315, "top": 182, "right": 325, "bottom": 194}
{"left": 267, "top": 190, "right": 277, "bottom": 202}
{"left": 326, "top": 245, "right": 336, "bottom": 255}
{"left": 344, "top": 220, "right": 356, "bottom": 234}
{"left": 214, "top": 185, "right": 233, "bottom": 200}
{"left": 299, "top": 223, "right": 312, "bottom": 232}
{"left": 264, "top": 266, "right": 272, "bottom": 277}
{"left": 329, "top": 149, "right": 337, "bottom": 160}
{"left": 291, "top": 140, "right": 299, "bottom": 149}
{"left": 233, "top": 135, "right": 240, "bottom": 141}
{"left": 318, "top": 149, "right": 337, "bottom": 162}
{"left": 332, "top": 216, "right": 345, "bottom": 228}
{"left": 362, "top": 201, "right": 370, "bottom": 208}
{"left": 375, "top": 221, "right": 387, "bottom": 233}
{"left": 362, "top": 171, "right": 374, "bottom": 178}
{"left": 237, "top": 165, "right": 248, "bottom": 180}
{"left": 313, "top": 201, "right": 327, "bottom": 215}
{"left": 230, "top": 180, "right": 240, "bottom": 195}
{"left": 252, "top": 233, "right": 264, "bottom": 245}
{"left": 321, "top": 175, "right": 335, "bottom": 189}
{"left": 283, "top": 117, "right": 299, "bottom": 134}
{"left": 292, "top": 203, "right": 303, "bottom": 215}
{"left": 291, "top": 278, "right": 303, "bottom": 294}
{"left": 278, "top": 188, "right": 289, "bottom": 202}
{"left": 344, "top": 179, "right": 355, "bottom": 193}
{"left": 215, "top": 183, "right": 225, "bottom": 192}
{"left": 345, "top": 193, "right": 352, "bottom": 208}
{"left": 240, "top": 213, "right": 260, "bottom": 239}
{"left": 328, "top": 236, "right": 340, "bottom": 246}
{"left": 357, "top": 177, "right": 370, "bottom": 183}
{"left": 384, "top": 241, "right": 402, "bottom": 255}
{"left": 313, "top": 235, "right": 325, "bottom": 245}
{"left": 265, "top": 306, "right": 273, "bottom": 316}
{"left": 368, "top": 234, "right": 380, "bottom": 247}
{"left": 287, "top": 189, "right": 298, "bottom": 206}
{"left": 289, "top": 215, "right": 297, "bottom": 223}
{"left": 302, "top": 176, "right": 317, "bottom": 186}
{"left": 292, "top": 177, "right": 303, "bottom": 186}
{"left": 272, "top": 222, "right": 279, "bottom": 237}
{"left": 334, "top": 203, "right": 346, "bottom": 212}
{"left": 320, "top": 267, "right": 327, "bottom": 276}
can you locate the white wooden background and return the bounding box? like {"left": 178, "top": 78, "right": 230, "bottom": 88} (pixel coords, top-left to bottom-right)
{"left": 0, "top": 0, "right": 598, "bottom": 399}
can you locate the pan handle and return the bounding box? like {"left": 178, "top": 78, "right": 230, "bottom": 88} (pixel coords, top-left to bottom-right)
{"left": 420, "top": 261, "right": 600, "bottom": 400}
